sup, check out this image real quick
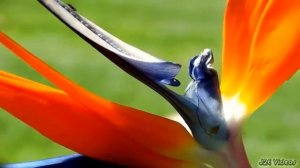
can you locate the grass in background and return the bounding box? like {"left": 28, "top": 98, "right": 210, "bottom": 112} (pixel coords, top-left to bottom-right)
{"left": 0, "top": 0, "right": 299, "bottom": 166}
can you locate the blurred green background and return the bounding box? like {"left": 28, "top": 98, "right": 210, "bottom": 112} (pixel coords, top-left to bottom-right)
{"left": 0, "top": 0, "right": 299, "bottom": 166}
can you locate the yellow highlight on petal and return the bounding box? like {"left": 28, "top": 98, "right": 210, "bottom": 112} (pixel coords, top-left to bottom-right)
{"left": 222, "top": 95, "right": 247, "bottom": 124}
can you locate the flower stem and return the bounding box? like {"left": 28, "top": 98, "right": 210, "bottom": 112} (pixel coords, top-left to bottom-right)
{"left": 220, "top": 127, "right": 251, "bottom": 168}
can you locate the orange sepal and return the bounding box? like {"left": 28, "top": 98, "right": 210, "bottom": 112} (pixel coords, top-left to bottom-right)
{"left": 221, "top": 0, "right": 270, "bottom": 98}
{"left": 221, "top": 0, "right": 300, "bottom": 116}
{"left": 239, "top": 0, "right": 300, "bottom": 114}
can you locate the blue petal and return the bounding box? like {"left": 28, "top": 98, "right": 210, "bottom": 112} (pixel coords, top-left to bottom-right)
{"left": 184, "top": 49, "right": 229, "bottom": 149}
{"left": 0, "top": 154, "right": 124, "bottom": 168}
{"left": 126, "top": 60, "right": 180, "bottom": 86}
{"left": 189, "top": 48, "right": 214, "bottom": 80}
{"left": 39, "top": 0, "right": 181, "bottom": 86}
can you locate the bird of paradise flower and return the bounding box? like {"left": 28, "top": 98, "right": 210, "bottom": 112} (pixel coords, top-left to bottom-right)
{"left": 0, "top": 0, "right": 299, "bottom": 168}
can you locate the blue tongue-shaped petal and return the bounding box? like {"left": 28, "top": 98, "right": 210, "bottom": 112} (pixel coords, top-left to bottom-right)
{"left": 39, "top": 0, "right": 180, "bottom": 86}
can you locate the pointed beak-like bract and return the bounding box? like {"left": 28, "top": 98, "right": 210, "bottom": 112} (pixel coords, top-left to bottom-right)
{"left": 38, "top": 0, "right": 230, "bottom": 150}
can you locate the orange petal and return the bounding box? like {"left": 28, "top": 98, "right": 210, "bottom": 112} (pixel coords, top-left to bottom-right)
{"left": 239, "top": 0, "right": 300, "bottom": 114}
{"left": 221, "top": 1, "right": 300, "bottom": 117}
{"left": 221, "top": 0, "right": 269, "bottom": 98}
{"left": 0, "top": 34, "right": 200, "bottom": 167}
